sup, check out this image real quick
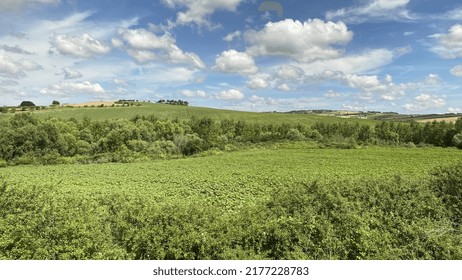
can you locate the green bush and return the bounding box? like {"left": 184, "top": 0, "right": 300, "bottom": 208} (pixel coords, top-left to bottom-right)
{"left": 453, "top": 133, "right": 462, "bottom": 149}
{"left": 431, "top": 162, "right": 462, "bottom": 226}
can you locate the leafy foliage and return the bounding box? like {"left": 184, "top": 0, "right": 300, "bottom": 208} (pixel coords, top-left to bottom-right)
{"left": 20, "top": 101, "right": 36, "bottom": 107}
{"left": 1, "top": 113, "right": 461, "bottom": 167}
{"left": 1, "top": 147, "right": 462, "bottom": 260}
{"left": 1, "top": 108, "right": 462, "bottom": 260}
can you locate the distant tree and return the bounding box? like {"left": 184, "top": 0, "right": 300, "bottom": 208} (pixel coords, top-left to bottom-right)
{"left": 20, "top": 101, "right": 36, "bottom": 107}
{"left": 455, "top": 118, "right": 462, "bottom": 133}
{"left": 52, "top": 100, "right": 60, "bottom": 106}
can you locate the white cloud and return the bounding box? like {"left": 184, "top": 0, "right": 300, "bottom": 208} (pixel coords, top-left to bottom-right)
{"left": 245, "top": 19, "right": 353, "bottom": 63}
{"left": 395, "top": 45, "right": 413, "bottom": 57}
{"left": 180, "top": 89, "right": 207, "bottom": 98}
{"left": 307, "top": 71, "right": 412, "bottom": 102}
{"left": 431, "top": 24, "right": 462, "bottom": 59}
{"left": 114, "top": 79, "right": 128, "bottom": 86}
{"left": 134, "top": 65, "right": 199, "bottom": 84}
{"left": 404, "top": 93, "right": 446, "bottom": 111}
{"left": 0, "top": 0, "right": 60, "bottom": 11}
{"left": 216, "top": 89, "right": 245, "bottom": 100}
{"left": 425, "top": 74, "right": 441, "bottom": 85}
{"left": 162, "top": 0, "right": 242, "bottom": 28}
{"left": 448, "top": 107, "right": 462, "bottom": 113}
{"left": 223, "top": 31, "right": 241, "bottom": 42}
{"left": 51, "top": 33, "right": 111, "bottom": 58}
{"left": 59, "top": 67, "right": 83, "bottom": 80}
{"left": 442, "top": 8, "right": 462, "bottom": 20}
{"left": 247, "top": 76, "right": 270, "bottom": 90}
{"left": 275, "top": 65, "right": 305, "bottom": 81}
{"left": 326, "top": 0, "right": 412, "bottom": 23}
{"left": 249, "top": 95, "right": 265, "bottom": 103}
{"left": 40, "top": 81, "right": 106, "bottom": 97}
{"left": 248, "top": 95, "right": 278, "bottom": 106}
{"left": 450, "top": 65, "right": 462, "bottom": 77}
{"left": 0, "top": 54, "right": 41, "bottom": 78}
{"left": 115, "top": 28, "right": 205, "bottom": 69}
{"left": 298, "top": 49, "right": 394, "bottom": 75}
{"left": 342, "top": 103, "right": 367, "bottom": 111}
{"left": 214, "top": 50, "right": 258, "bottom": 75}
{"left": 0, "top": 12, "right": 145, "bottom": 105}
{"left": 0, "top": 44, "right": 34, "bottom": 55}
{"left": 277, "top": 83, "right": 292, "bottom": 91}
{"left": 325, "top": 90, "right": 341, "bottom": 98}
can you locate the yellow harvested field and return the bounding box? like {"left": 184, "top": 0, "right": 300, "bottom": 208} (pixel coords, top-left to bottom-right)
{"left": 67, "top": 101, "right": 116, "bottom": 107}
{"left": 416, "top": 117, "right": 460, "bottom": 123}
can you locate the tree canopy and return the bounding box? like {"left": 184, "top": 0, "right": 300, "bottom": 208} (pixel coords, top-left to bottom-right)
{"left": 20, "top": 101, "right": 36, "bottom": 107}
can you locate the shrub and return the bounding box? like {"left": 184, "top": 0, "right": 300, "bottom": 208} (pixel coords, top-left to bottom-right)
{"left": 286, "top": 128, "right": 305, "bottom": 141}
{"left": 453, "top": 133, "right": 462, "bottom": 149}
{"left": 430, "top": 162, "right": 462, "bottom": 226}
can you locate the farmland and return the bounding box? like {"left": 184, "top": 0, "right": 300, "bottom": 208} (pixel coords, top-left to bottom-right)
{"left": 0, "top": 105, "right": 461, "bottom": 260}
{"left": 1, "top": 144, "right": 462, "bottom": 259}
{"left": 0, "top": 102, "right": 379, "bottom": 126}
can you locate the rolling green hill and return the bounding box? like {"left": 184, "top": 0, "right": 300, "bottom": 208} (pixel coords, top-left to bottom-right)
{"left": 0, "top": 102, "right": 378, "bottom": 126}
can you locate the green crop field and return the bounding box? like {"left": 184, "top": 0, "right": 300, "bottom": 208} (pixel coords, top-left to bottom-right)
{"left": 1, "top": 145, "right": 461, "bottom": 207}
{"left": 0, "top": 102, "right": 378, "bottom": 126}
{"left": 1, "top": 144, "right": 461, "bottom": 260}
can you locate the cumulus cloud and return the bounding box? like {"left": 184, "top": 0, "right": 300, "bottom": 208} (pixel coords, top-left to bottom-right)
{"left": 114, "top": 79, "right": 128, "bottom": 86}
{"left": 249, "top": 95, "right": 278, "bottom": 106}
{"left": 247, "top": 76, "right": 270, "bottom": 90}
{"left": 275, "top": 65, "right": 305, "bottom": 81}
{"left": 214, "top": 50, "right": 258, "bottom": 75}
{"left": 245, "top": 19, "right": 353, "bottom": 63}
{"left": 425, "top": 74, "right": 441, "bottom": 85}
{"left": 162, "top": 0, "right": 242, "bottom": 28}
{"left": 450, "top": 65, "right": 462, "bottom": 77}
{"left": 223, "top": 31, "right": 242, "bottom": 42}
{"left": 0, "top": 0, "right": 60, "bottom": 11}
{"left": 0, "top": 54, "right": 41, "bottom": 78}
{"left": 277, "top": 83, "right": 292, "bottom": 91}
{"left": 431, "top": 24, "right": 462, "bottom": 59}
{"left": 404, "top": 93, "right": 446, "bottom": 111}
{"left": 448, "top": 107, "right": 462, "bottom": 113}
{"left": 326, "top": 0, "right": 412, "bottom": 23}
{"left": 58, "top": 67, "right": 83, "bottom": 80}
{"left": 51, "top": 33, "right": 111, "bottom": 58}
{"left": 0, "top": 44, "right": 34, "bottom": 55}
{"left": 298, "top": 48, "right": 394, "bottom": 75}
{"left": 180, "top": 89, "right": 207, "bottom": 98}
{"left": 216, "top": 89, "right": 245, "bottom": 100}
{"left": 325, "top": 90, "right": 341, "bottom": 98}
{"left": 307, "top": 71, "right": 412, "bottom": 102}
{"left": 40, "top": 81, "right": 105, "bottom": 96}
{"left": 342, "top": 103, "right": 368, "bottom": 111}
{"left": 114, "top": 28, "right": 205, "bottom": 69}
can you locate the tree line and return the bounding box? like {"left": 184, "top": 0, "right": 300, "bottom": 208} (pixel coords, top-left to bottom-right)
{"left": 157, "top": 99, "right": 189, "bottom": 106}
{"left": 0, "top": 113, "right": 461, "bottom": 166}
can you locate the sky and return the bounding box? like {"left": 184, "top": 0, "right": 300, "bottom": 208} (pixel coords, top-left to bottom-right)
{"left": 0, "top": 0, "right": 462, "bottom": 113}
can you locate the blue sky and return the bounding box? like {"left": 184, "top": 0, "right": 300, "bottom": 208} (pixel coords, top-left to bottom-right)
{"left": 1, "top": 0, "right": 462, "bottom": 113}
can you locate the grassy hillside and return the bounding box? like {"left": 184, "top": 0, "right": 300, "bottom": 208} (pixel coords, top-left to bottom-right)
{"left": 0, "top": 102, "right": 378, "bottom": 126}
